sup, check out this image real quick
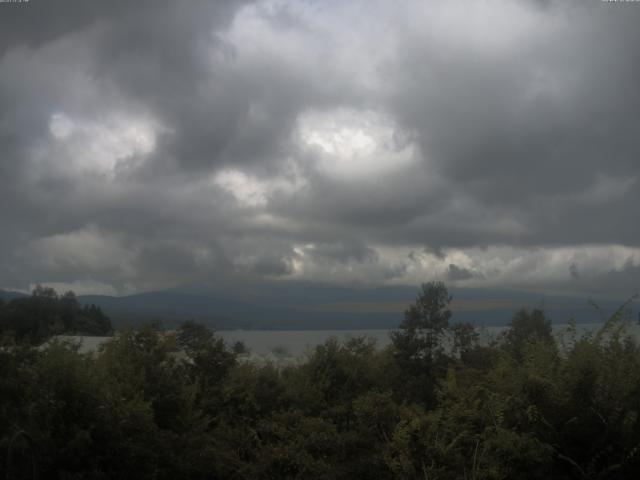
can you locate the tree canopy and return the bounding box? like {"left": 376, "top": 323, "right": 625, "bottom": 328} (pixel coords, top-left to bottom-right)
{"left": 0, "top": 286, "right": 112, "bottom": 344}
{"left": 1, "top": 284, "right": 640, "bottom": 479}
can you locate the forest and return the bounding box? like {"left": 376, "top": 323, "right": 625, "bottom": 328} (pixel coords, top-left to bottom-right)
{"left": 1, "top": 282, "right": 640, "bottom": 479}
{"left": 0, "top": 286, "right": 112, "bottom": 343}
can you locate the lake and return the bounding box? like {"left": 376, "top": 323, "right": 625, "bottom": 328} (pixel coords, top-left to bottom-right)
{"left": 218, "top": 322, "right": 640, "bottom": 361}
{"left": 46, "top": 321, "right": 640, "bottom": 360}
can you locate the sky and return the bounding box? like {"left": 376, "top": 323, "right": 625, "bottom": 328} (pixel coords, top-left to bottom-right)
{"left": 1, "top": 0, "right": 639, "bottom": 298}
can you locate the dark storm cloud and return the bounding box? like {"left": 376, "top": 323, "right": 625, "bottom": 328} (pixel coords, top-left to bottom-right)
{"left": 447, "top": 264, "right": 477, "bottom": 282}
{"left": 303, "top": 240, "right": 378, "bottom": 264}
{"left": 1, "top": 0, "right": 639, "bottom": 294}
{"left": 569, "top": 263, "right": 580, "bottom": 280}
{"left": 378, "top": 1, "right": 640, "bottom": 248}
{"left": 0, "top": 0, "right": 249, "bottom": 290}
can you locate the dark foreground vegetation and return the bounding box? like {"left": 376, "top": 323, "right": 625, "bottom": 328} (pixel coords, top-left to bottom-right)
{"left": 0, "top": 286, "right": 112, "bottom": 343}
{"left": 1, "top": 283, "right": 640, "bottom": 479}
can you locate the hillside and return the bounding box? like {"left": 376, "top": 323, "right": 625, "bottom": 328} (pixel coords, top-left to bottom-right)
{"left": 77, "top": 284, "right": 631, "bottom": 330}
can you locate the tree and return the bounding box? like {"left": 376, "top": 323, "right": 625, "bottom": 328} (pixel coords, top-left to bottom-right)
{"left": 503, "top": 308, "right": 553, "bottom": 359}
{"left": 391, "top": 281, "right": 452, "bottom": 361}
{"left": 177, "top": 319, "right": 214, "bottom": 353}
{"left": 0, "top": 287, "right": 111, "bottom": 343}
{"left": 451, "top": 321, "right": 479, "bottom": 362}
{"left": 390, "top": 281, "right": 452, "bottom": 405}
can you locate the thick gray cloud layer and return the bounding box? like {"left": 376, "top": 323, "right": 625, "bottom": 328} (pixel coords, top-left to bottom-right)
{"left": 1, "top": 0, "right": 639, "bottom": 296}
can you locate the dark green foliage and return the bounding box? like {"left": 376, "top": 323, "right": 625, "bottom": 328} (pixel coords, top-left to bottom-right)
{"left": 451, "top": 321, "right": 480, "bottom": 362}
{"left": 390, "top": 281, "right": 453, "bottom": 406}
{"left": 392, "top": 281, "right": 453, "bottom": 358}
{"left": 1, "top": 285, "right": 640, "bottom": 479}
{"left": 502, "top": 308, "right": 554, "bottom": 359}
{"left": 0, "top": 286, "right": 112, "bottom": 343}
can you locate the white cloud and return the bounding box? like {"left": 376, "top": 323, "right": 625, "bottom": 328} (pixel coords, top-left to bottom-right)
{"left": 297, "top": 108, "right": 417, "bottom": 179}
{"left": 49, "top": 112, "right": 75, "bottom": 139}
{"left": 274, "top": 243, "right": 640, "bottom": 296}
{"left": 211, "top": 161, "right": 306, "bottom": 207}
{"left": 42, "top": 111, "right": 159, "bottom": 177}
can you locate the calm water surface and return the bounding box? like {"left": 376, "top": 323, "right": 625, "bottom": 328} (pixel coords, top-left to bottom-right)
{"left": 51, "top": 322, "right": 640, "bottom": 360}
{"left": 218, "top": 322, "right": 640, "bottom": 360}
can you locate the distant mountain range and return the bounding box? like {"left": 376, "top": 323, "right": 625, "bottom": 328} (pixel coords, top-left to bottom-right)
{"left": 4, "top": 283, "right": 635, "bottom": 330}
{"left": 0, "top": 290, "right": 28, "bottom": 302}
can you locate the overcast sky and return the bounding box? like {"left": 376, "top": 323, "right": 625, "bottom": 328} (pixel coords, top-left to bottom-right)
{"left": 1, "top": 0, "right": 639, "bottom": 297}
